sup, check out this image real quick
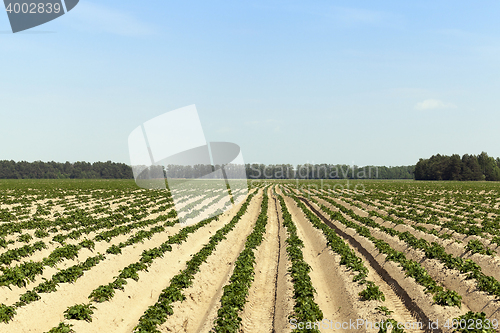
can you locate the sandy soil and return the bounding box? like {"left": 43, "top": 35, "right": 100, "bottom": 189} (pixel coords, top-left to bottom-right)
{"left": 67, "top": 190, "right": 256, "bottom": 333}
{"left": 155, "top": 189, "right": 263, "bottom": 333}
{"left": 0, "top": 221, "right": 180, "bottom": 307}
{"left": 269, "top": 191, "right": 295, "bottom": 333}
{"left": 308, "top": 196, "right": 426, "bottom": 331}
{"left": 283, "top": 195, "right": 365, "bottom": 332}
{"left": 3, "top": 183, "right": 500, "bottom": 333}
{"left": 0, "top": 220, "right": 187, "bottom": 333}
{"left": 239, "top": 187, "right": 280, "bottom": 333}
{"left": 311, "top": 196, "right": 488, "bottom": 321}
{"left": 327, "top": 195, "right": 500, "bottom": 279}
{"left": 307, "top": 197, "right": 467, "bottom": 332}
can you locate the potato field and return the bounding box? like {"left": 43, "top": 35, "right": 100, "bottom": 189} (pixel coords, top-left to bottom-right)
{"left": 0, "top": 179, "right": 499, "bottom": 333}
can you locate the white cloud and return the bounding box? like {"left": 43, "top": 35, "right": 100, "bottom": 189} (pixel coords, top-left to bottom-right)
{"left": 414, "top": 99, "right": 457, "bottom": 110}
{"left": 68, "top": 2, "right": 155, "bottom": 36}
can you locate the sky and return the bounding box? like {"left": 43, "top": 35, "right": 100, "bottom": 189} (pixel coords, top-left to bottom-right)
{"left": 1, "top": 1, "right": 500, "bottom": 167}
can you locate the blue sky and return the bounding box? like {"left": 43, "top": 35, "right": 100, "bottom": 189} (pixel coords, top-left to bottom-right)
{"left": 1, "top": 1, "right": 500, "bottom": 167}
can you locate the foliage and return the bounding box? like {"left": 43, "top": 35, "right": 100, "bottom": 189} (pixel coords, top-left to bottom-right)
{"left": 0, "top": 241, "right": 47, "bottom": 265}
{"left": 106, "top": 244, "right": 122, "bottom": 255}
{"left": 52, "top": 266, "right": 85, "bottom": 284}
{"left": 0, "top": 304, "right": 16, "bottom": 323}
{"left": 133, "top": 193, "right": 256, "bottom": 332}
{"left": 277, "top": 195, "right": 323, "bottom": 332}
{"left": 465, "top": 240, "right": 494, "bottom": 256}
{"left": 89, "top": 285, "right": 115, "bottom": 303}
{"left": 375, "top": 306, "right": 393, "bottom": 316}
{"left": 0, "top": 160, "right": 133, "bottom": 179}
{"left": 212, "top": 191, "right": 269, "bottom": 332}
{"left": 415, "top": 152, "right": 500, "bottom": 181}
{"left": 34, "top": 229, "right": 49, "bottom": 238}
{"left": 46, "top": 322, "right": 75, "bottom": 333}
{"left": 63, "top": 304, "right": 96, "bottom": 322}
{"left": 452, "top": 311, "right": 497, "bottom": 333}
{"left": 17, "top": 233, "right": 33, "bottom": 243}
{"left": 17, "top": 290, "right": 41, "bottom": 306}
{"left": 79, "top": 239, "right": 95, "bottom": 251}
{"left": 34, "top": 278, "right": 58, "bottom": 293}
{"left": 359, "top": 282, "right": 386, "bottom": 301}
{"left": 0, "top": 261, "right": 44, "bottom": 288}
{"left": 433, "top": 290, "right": 462, "bottom": 308}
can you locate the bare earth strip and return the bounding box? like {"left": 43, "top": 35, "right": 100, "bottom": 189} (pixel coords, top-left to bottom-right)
{"left": 239, "top": 187, "right": 280, "bottom": 333}
{"left": 311, "top": 197, "right": 426, "bottom": 332}
{"left": 0, "top": 194, "right": 246, "bottom": 333}
{"left": 283, "top": 195, "right": 363, "bottom": 332}
{"left": 188, "top": 190, "right": 263, "bottom": 333}
{"left": 0, "top": 223, "right": 182, "bottom": 307}
{"left": 271, "top": 191, "right": 294, "bottom": 333}
{"left": 156, "top": 190, "right": 263, "bottom": 333}
{"left": 69, "top": 193, "right": 255, "bottom": 333}
{"left": 303, "top": 197, "right": 467, "bottom": 332}
{"left": 315, "top": 196, "right": 500, "bottom": 319}
{"left": 0, "top": 222, "right": 186, "bottom": 333}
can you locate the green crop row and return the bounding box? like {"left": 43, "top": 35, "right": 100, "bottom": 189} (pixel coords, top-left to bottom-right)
{"left": 212, "top": 189, "right": 269, "bottom": 332}
{"left": 0, "top": 253, "right": 105, "bottom": 323}
{"left": 0, "top": 214, "right": 178, "bottom": 290}
{"left": 366, "top": 209, "right": 454, "bottom": 241}
{"left": 318, "top": 194, "right": 500, "bottom": 299}
{"left": 0, "top": 217, "right": 184, "bottom": 322}
{"left": 287, "top": 194, "right": 386, "bottom": 304}
{"left": 276, "top": 193, "right": 323, "bottom": 333}
{"left": 43, "top": 193, "right": 246, "bottom": 332}
{"left": 88, "top": 213, "right": 222, "bottom": 304}
{"left": 301, "top": 193, "right": 462, "bottom": 308}
{"left": 0, "top": 240, "right": 47, "bottom": 266}
{"left": 329, "top": 186, "right": 500, "bottom": 242}
{"left": 0, "top": 188, "right": 175, "bottom": 249}
{"left": 131, "top": 191, "right": 257, "bottom": 333}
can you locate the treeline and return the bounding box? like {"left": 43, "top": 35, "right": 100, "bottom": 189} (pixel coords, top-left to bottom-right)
{"left": 166, "top": 163, "right": 414, "bottom": 179}
{"left": 0, "top": 160, "right": 133, "bottom": 179}
{"left": 164, "top": 164, "right": 246, "bottom": 179}
{"left": 4, "top": 155, "right": 500, "bottom": 181}
{"left": 0, "top": 161, "right": 416, "bottom": 180}
{"left": 415, "top": 152, "right": 500, "bottom": 181}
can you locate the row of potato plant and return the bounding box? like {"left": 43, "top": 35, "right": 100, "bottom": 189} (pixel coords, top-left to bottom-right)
{"left": 41, "top": 197, "right": 240, "bottom": 331}
{"left": 88, "top": 213, "right": 223, "bottom": 304}
{"left": 317, "top": 194, "right": 500, "bottom": 299}
{"left": 0, "top": 208, "right": 180, "bottom": 289}
{"left": 0, "top": 218, "right": 181, "bottom": 322}
{"left": 285, "top": 192, "right": 386, "bottom": 304}
{"left": 275, "top": 192, "right": 323, "bottom": 333}
{"left": 337, "top": 187, "right": 500, "bottom": 244}
{"left": 131, "top": 191, "right": 257, "bottom": 332}
{"left": 212, "top": 189, "right": 269, "bottom": 332}
{"left": 296, "top": 192, "right": 463, "bottom": 309}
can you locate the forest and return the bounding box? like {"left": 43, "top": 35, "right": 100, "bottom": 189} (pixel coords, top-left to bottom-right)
{"left": 243, "top": 163, "right": 414, "bottom": 180}
{"left": 0, "top": 160, "right": 415, "bottom": 180}
{"left": 414, "top": 152, "right": 500, "bottom": 181}
{"left": 0, "top": 160, "right": 133, "bottom": 179}
{"left": 3, "top": 154, "right": 500, "bottom": 181}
